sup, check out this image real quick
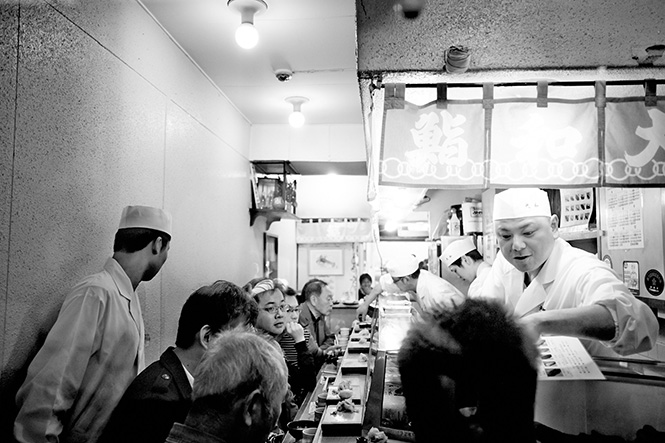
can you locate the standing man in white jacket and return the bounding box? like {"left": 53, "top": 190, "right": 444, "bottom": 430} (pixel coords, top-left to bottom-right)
{"left": 15, "top": 205, "right": 172, "bottom": 443}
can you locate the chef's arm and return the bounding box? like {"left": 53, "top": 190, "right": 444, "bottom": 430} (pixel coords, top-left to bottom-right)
{"left": 520, "top": 304, "right": 616, "bottom": 342}
{"left": 356, "top": 284, "right": 382, "bottom": 318}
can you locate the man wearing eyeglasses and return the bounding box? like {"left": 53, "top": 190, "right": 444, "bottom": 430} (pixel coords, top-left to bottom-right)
{"left": 387, "top": 255, "right": 465, "bottom": 317}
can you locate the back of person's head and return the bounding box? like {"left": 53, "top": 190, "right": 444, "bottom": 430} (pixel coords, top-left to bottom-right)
{"left": 113, "top": 205, "right": 172, "bottom": 252}
{"left": 175, "top": 280, "right": 258, "bottom": 349}
{"left": 113, "top": 228, "right": 171, "bottom": 253}
{"left": 189, "top": 330, "right": 288, "bottom": 441}
{"left": 398, "top": 299, "right": 538, "bottom": 443}
{"left": 301, "top": 278, "right": 327, "bottom": 301}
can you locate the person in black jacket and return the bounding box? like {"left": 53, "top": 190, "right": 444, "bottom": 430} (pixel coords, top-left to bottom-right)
{"left": 398, "top": 298, "right": 539, "bottom": 443}
{"left": 100, "top": 280, "right": 258, "bottom": 443}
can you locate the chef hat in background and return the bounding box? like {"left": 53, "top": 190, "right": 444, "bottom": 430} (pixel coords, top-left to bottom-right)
{"left": 118, "top": 205, "right": 172, "bottom": 236}
{"left": 386, "top": 255, "right": 419, "bottom": 278}
{"left": 493, "top": 188, "right": 551, "bottom": 222}
{"left": 440, "top": 237, "right": 476, "bottom": 268}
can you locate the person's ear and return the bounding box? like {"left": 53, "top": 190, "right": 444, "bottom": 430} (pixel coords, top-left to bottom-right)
{"left": 198, "top": 325, "right": 214, "bottom": 349}
{"left": 550, "top": 214, "right": 560, "bottom": 237}
{"left": 242, "top": 389, "right": 266, "bottom": 427}
{"left": 152, "top": 236, "right": 163, "bottom": 254}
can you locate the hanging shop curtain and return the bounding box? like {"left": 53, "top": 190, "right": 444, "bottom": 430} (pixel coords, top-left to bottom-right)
{"left": 605, "top": 100, "right": 665, "bottom": 185}
{"left": 296, "top": 219, "right": 372, "bottom": 244}
{"left": 490, "top": 100, "right": 600, "bottom": 187}
{"left": 376, "top": 80, "right": 663, "bottom": 188}
{"left": 380, "top": 83, "right": 486, "bottom": 188}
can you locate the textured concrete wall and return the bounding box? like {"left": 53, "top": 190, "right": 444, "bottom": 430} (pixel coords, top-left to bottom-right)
{"left": 357, "top": 0, "right": 665, "bottom": 73}
{"left": 0, "top": 1, "right": 264, "bottom": 439}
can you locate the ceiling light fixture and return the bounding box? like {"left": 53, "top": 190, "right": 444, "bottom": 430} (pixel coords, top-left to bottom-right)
{"left": 227, "top": 0, "right": 267, "bottom": 50}
{"left": 285, "top": 96, "right": 309, "bottom": 128}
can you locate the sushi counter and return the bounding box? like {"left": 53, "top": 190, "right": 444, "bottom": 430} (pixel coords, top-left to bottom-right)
{"left": 283, "top": 296, "right": 415, "bottom": 443}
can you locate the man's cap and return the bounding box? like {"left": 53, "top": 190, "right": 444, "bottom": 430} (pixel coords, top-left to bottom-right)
{"left": 386, "top": 255, "right": 419, "bottom": 278}
{"left": 250, "top": 279, "right": 275, "bottom": 297}
{"left": 440, "top": 237, "right": 476, "bottom": 268}
{"left": 493, "top": 188, "right": 551, "bottom": 221}
{"left": 118, "top": 205, "right": 172, "bottom": 236}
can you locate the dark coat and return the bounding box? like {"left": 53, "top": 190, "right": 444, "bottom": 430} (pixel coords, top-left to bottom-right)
{"left": 100, "top": 347, "right": 192, "bottom": 443}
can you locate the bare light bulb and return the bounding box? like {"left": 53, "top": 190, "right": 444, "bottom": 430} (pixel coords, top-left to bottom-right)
{"left": 235, "top": 22, "right": 259, "bottom": 49}
{"left": 289, "top": 111, "right": 305, "bottom": 128}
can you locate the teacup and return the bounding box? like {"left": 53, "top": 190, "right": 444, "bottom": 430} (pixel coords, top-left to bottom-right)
{"left": 302, "top": 427, "right": 317, "bottom": 443}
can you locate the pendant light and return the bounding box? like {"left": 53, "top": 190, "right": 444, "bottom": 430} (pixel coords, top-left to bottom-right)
{"left": 285, "top": 96, "right": 309, "bottom": 128}
{"left": 227, "top": 0, "right": 267, "bottom": 50}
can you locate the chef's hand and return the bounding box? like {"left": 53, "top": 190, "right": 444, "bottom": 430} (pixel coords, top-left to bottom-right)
{"left": 356, "top": 302, "right": 369, "bottom": 319}
{"left": 519, "top": 313, "right": 545, "bottom": 345}
{"left": 285, "top": 321, "right": 305, "bottom": 343}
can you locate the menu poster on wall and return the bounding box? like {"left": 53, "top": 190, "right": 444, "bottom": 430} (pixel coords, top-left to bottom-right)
{"left": 606, "top": 188, "right": 645, "bottom": 250}
{"left": 559, "top": 188, "right": 594, "bottom": 230}
{"left": 537, "top": 336, "right": 605, "bottom": 381}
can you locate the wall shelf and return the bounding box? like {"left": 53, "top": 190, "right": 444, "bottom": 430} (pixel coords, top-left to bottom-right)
{"left": 249, "top": 160, "right": 299, "bottom": 229}
{"left": 559, "top": 230, "right": 601, "bottom": 242}
{"left": 249, "top": 208, "right": 300, "bottom": 229}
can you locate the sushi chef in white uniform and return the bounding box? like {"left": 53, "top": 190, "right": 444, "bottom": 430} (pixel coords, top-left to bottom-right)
{"left": 481, "top": 188, "right": 658, "bottom": 357}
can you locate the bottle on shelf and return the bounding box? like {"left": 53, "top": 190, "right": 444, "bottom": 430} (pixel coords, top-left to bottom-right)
{"left": 448, "top": 208, "right": 461, "bottom": 236}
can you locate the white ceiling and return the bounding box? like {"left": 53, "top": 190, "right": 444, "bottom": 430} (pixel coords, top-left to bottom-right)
{"left": 141, "top": 0, "right": 362, "bottom": 126}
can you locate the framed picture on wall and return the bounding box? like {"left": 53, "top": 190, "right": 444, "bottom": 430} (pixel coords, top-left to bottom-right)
{"left": 309, "top": 248, "right": 344, "bottom": 275}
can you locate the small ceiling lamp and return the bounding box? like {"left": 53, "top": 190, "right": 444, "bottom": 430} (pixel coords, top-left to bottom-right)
{"left": 285, "top": 96, "right": 309, "bottom": 128}
{"left": 227, "top": 0, "right": 267, "bottom": 50}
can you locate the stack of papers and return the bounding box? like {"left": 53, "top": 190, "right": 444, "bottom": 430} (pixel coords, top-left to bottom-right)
{"left": 537, "top": 336, "right": 605, "bottom": 381}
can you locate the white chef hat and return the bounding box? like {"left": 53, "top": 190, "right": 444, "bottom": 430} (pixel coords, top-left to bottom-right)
{"left": 386, "top": 255, "right": 419, "bottom": 278}
{"left": 118, "top": 205, "right": 172, "bottom": 237}
{"left": 493, "top": 188, "right": 551, "bottom": 221}
{"left": 440, "top": 237, "right": 476, "bottom": 268}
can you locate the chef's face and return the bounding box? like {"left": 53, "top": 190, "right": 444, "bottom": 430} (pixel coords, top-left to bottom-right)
{"left": 495, "top": 215, "right": 558, "bottom": 275}
{"left": 449, "top": 258, "right": 475, "bottom": 282}
{"left": 255, "top": 289, "right": 285, "bottom": 336}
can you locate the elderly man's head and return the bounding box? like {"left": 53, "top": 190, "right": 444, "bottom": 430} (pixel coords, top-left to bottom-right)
{"left": 302, "top": 279, "right": 334, "bottom": 316}
{"left": 493, "top": 188, "right": 559, "bottom": 275}
{"left": 189, "top": 330, "right": 288, "bottom": 443}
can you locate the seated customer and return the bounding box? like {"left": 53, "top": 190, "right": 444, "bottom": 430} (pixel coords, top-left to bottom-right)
{"left": 298, "top": 278, "right": 338, "bottom": 365}
{"left": 165, "top": 330, "right": 288, "bottom": 443}
{"left": 244, "top": 278, "right": 299, "bottom": 429}
{"left": 101, "top": 280, "right": 257, "bottom": 443}
{"left": 398, "top": 298, "right": 539, "bottom": 443}
{"left": 276, "top": 284, "right": 316, "bottom": 404}
{"left": 358, "top": 273, "right": 373, "bottom": 300}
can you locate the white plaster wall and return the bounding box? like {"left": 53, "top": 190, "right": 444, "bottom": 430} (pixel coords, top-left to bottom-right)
{"left": 250, "top": 124, "right": 366, "bottom": 162}
{"left": 296, "top": 175, "right": 372, "bottom": 219}
{"left": 0, "top": 1, "right": 263, "bottom": 438}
